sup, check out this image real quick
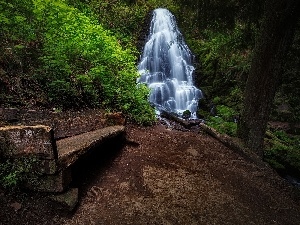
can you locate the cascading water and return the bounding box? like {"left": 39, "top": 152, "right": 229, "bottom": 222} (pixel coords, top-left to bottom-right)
{"left": 137, "top": 8, "right": 203, "bottom": 118}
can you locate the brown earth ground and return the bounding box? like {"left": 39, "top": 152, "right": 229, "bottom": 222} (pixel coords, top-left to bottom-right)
{"left": 1, "top": 121, "right": 300, "bottom": 224}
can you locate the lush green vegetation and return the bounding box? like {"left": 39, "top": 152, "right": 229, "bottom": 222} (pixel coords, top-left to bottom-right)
{"left": 265, "top": 130, "right": 300, "bottom": 176}
{"left": 205, "top": 105, "right": 238, "bottom": 136}
{"left": 0, "top": 0, "right": 155, "bottom": 124}
{"left": 0, "top": 157, "right": 38, "bottom": 189}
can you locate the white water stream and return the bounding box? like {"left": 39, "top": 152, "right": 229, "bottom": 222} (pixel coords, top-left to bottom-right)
{"left": 138, "top": 8, "right": 202, "bottom": 117}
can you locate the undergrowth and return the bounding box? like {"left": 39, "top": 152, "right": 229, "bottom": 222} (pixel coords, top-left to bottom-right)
{"left": 264, "top": 130, "right": 300, "bottom": 177}
{"left": 204, "top": 104, "right": 238, "bottom": 136}
{"left": 1, "top": 0, "right": 156, "bottom": 124}
{"left": 0, "top": 157, "right": 38, "bottom": 189}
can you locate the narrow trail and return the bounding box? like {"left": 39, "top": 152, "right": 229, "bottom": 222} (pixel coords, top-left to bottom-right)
{"left": 1, "top": 121, "right": 299, "bottom": 224}
{"left": 61, "top": 124, "right": 300, "bottom": 225}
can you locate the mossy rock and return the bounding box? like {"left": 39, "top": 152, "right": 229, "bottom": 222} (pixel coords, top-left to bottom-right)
{"left": 182, "top": 110, "right": 191, "bottom": 119}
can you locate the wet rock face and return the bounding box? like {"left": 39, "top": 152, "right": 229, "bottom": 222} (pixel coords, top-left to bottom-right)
{"left": 0, "top": 125, "right": 57, "bottom": 159}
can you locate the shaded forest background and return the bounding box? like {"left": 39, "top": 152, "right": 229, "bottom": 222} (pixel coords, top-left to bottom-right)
{"left": 1, "top": 0, "right": 300, "bottom": 183}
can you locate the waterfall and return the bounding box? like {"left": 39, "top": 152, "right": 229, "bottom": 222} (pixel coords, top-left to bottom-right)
{"left": 137, "top": 8, "right": 203, "bottom": 118}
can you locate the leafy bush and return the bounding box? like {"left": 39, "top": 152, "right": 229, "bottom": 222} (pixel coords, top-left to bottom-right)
{"left": 88, "top": 0, "right": 148, "bottom": 45}
{"left": 0, "top": 157, "right": 37, "bottom": 189}
{"left": 33, "top": 0, "right": 155, "bottom": 124}
{"left": 206, "top": 105, "right": 237, "bottom": 136}
{"left": 190, "top": 25, "right": 251, "bottom": 92}
{"left": 0, "top": 0, "right": 43, "bottom": 106}
{"left": 182, "top": 110, "right": 191, "bottom": 119}
{"left": 264, "top": 131, "right": 300, "bottom": 176}
{"left": 47, "top": 80, "right": 81, "bottom": 108}
{"left": 0, "top": 0, "right": 156, "bottom": 124}
{"left": 0, "top": 0, "right": 36, "bottom": 42}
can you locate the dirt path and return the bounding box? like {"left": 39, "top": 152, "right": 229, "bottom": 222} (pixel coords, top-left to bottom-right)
{"left": 1, "top": 123, "right": 300, "bottom": 224}
{"left": 62, "top": 124, "right": 300, "bottom": 225}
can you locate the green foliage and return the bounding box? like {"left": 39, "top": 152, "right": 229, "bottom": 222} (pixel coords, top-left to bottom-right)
{"left": 0, "top": 0, "right": 36, "bottom": 42}
{"left": 207, "top": 117, "right": 237, "bottom": 136}
{"left": 206, "top": 105, "right": 237, "bottom": 136}
{"left": 0, "top": 0, "right": 156, "bottom": 124}
{"left": 184, "top": 23, "right": 253, "bottom": 118}
{"left": 175, "top": 0, "right": 237, "bottom": 31}
{"left": 190, "top": 25, "right": 251, "bottom": 89}
{"left": 174, "top": 0, "right": 263, "bottom": 40}
{"left": 32, "top": 0, "right": 155, "bottom": 123}
{"left": 264, "top": 130, "right": 300, "bottom": 176}
{"left": 215, "top": 105, "right": 236, "bottom": 121}
{"left": 0, "top": 0, "right": 43, "bottom": 107}
{"left": 87, "top": 0, "right": 178, "bottom": 49}
{"left": 0, "top": 157, "right": 37, "bottom": 189}
{"left": 47, "top": 80, "right": 80, "bottom": 108}
{"left": 89, "top": 0, "right": 147, "bottom": 46}
{"left": 182, "top": 110, "right": 191, "bottom": 119}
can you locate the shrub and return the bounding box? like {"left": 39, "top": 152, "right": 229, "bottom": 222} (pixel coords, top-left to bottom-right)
{"left": 264, "top": 130, "right": 300, "bottom": 176}
{"left": 33, "top": 0, "right": 155, "bottom": 123}
{"left": 190, "top": 26, "right": 251, "bottom": 87}
{"left": 0, "top": 0, "right": 36, "bottom": 42}
{"left": 182, "top": 110, "right": 191, "bottom": 119}
{"left": 0, "top": 157, "right": 38, "bottom": 189}
{"left": 206, "top": 105, "right": 237, "bottom": 136}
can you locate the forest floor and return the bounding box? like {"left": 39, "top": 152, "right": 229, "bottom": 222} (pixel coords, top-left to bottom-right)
{"left": 1, "top": 117, "right": 300, "bottom": 224}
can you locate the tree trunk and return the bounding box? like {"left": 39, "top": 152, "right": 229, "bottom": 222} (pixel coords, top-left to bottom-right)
{"left": 237, "top": 0, "right": 300, "bottom": 156}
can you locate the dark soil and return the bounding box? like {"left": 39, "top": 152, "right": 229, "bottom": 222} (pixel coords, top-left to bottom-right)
{"left": 1, "top": 120, "right": 300, "bottom": 224}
